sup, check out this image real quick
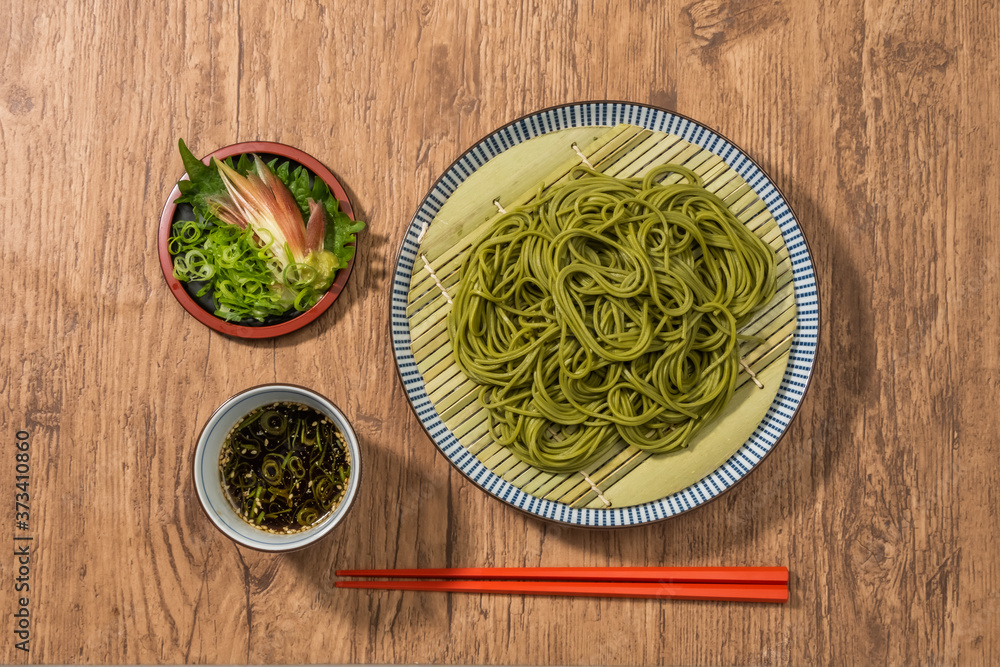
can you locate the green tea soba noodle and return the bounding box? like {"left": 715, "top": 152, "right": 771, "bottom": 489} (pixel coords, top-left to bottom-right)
{"left": 447, "top": 164, "right": 778, "bottom": 473}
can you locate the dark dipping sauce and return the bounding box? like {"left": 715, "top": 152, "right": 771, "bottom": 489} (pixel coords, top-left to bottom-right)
{"left": 219, "top": 401, "right": 351, "bottom": 533}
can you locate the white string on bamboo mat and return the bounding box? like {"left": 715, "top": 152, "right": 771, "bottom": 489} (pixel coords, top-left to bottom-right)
{"left": 740, "top": 358, "right": 764, "bottom": 389}
{"left": 580, "top": 471, "right": 612, "bottom": 507}
{"left": 420, "top": 254, "right": 452, "bottom": 305}
{"left": 571, "top": 142, "right": 594, "bottom": 168}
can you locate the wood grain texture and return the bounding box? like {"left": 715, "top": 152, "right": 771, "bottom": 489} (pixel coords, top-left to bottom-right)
{"left": 0, "top": 0, "right": 996, "bottom": 664}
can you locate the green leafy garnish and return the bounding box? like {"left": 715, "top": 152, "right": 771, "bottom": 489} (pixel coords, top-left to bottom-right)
{"left": 264, "top": 157, "right": 366, "bottom": 269}
{"left": 170, "top": 139, "right": 365, "bottom": 322}
{"left": 325, "top": 204, "right": 366, "bottom": 266}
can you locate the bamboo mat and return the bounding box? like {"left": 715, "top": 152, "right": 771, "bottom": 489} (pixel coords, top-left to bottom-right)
{"left": 405, "top": 124, "right": 796, "bottom": 509}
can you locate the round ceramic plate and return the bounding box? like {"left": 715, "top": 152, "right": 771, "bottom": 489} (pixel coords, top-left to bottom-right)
{"left": 391, "top": 102, "right": 819, "bottom": 527}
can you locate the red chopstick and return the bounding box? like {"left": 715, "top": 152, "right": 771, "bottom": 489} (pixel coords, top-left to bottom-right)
{"left": 335, "top": 579, "right": 788, "bottom": 603}
{"left": 336, "top": 566, "right": 788, "bottom": 585}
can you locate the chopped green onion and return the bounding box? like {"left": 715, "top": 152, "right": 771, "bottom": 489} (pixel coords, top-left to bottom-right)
{"left": 260, "top": 410, "right": 287, "bottom": 436}
{"left": 261, "top": 455, "right": 284, "bottom": 485}
{"left": 295, "top": 504, "right": 319, "bottom": 526}
{"left": 287, "top": 455, "right": 306, "bottom": 480}
{"left": 170, "top": 218, "right": 297, "bottom": 322}
{"left": 283, "top": 263, "right": 319, "bottom": 289}
{"left": 219, "top": 402, "right": 350, "bottom": 533}
{"left": 293, "top": 288, "right": 320, "bottom": 312}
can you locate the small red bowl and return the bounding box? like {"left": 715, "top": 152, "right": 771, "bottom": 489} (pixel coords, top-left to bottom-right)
{"left": 157, "top": 141, "right": 357, "bottom": 338}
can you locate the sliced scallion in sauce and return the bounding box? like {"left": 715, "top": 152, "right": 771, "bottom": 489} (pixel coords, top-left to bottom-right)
{"left": 219, "top": 402, "right": 351, "bottom": 533}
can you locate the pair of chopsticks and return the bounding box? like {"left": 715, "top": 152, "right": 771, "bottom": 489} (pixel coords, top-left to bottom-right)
{"left": 336, "top": 567, "right": 789, "bottom": 603}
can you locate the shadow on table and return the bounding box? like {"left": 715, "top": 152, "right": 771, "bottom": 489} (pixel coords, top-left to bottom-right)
{"left": 280, "top": 425, "right": 450, "bottom": 594}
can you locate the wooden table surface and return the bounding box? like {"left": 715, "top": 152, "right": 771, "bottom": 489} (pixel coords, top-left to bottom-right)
{"left": 3, "top": 0, "right": 997, "bottom": 664}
